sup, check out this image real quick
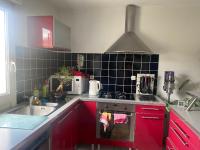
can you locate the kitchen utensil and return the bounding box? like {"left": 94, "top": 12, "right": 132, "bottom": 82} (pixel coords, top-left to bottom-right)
{"left": 89, "top": 80, "right": 102, "bottom": 96}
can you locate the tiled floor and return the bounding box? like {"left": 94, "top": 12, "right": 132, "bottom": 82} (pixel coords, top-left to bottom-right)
{"left": 76, "top": 144, "right": 130, "bottom": 150}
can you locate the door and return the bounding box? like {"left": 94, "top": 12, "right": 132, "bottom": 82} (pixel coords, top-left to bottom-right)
{"left": 27, "top": 16, "right": 53, "bottom": 48}
{"left": 134, "top": 113, "right": 164, "bottom": 150}
{"left": 79, "top": 101, "right": 97, "bottom": 144}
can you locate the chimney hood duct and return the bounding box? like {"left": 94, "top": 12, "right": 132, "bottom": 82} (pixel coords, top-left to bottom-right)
{"left": 105, "top": 5, "right": 152, "bottom": 53}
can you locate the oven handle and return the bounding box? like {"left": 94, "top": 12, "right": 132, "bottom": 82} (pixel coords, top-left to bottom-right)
{"left": 98, "top": 111, "right": 134, "bottom": 117}
{"left": 141, "top": 116, "right": 160, "bottom": 120}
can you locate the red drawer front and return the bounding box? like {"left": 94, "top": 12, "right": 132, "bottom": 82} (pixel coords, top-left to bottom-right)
{"left": 136, "top": 105, "right": 165, "bottom": 114}
{"left": 170, "top": 110, "right": 200, "bottom": 149}
{"left": 168, "top": 125, "right": 194, "bottom": 150}
{"left": 166, "top": 137, "right": 176, "bottom": 150}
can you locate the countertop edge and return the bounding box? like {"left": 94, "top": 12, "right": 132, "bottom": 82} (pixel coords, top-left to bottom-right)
{"left": 9, "top": 95, "right": 165, "bottom": 149}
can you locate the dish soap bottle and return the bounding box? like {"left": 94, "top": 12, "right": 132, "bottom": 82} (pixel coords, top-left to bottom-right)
{"left": 42, "top": 80, "right": 49, "bottom": 98}
{"left": 33, "top": 86, "right": 39, "bottom": 97}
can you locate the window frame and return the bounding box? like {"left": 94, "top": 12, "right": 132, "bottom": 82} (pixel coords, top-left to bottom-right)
{"left": 0, "top": 7, "right": 10, "bottom": 96}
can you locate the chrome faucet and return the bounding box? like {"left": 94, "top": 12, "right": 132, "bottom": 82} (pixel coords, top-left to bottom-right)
{"left": 29, "top": 96, "right": 34, "bottom": 108}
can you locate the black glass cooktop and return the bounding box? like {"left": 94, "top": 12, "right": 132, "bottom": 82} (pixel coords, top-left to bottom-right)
{"left": 99, "top": 91, "right": 135, "bottom": 100}
{"left": 138, "top": 95, "right": 158, "bottom": 102}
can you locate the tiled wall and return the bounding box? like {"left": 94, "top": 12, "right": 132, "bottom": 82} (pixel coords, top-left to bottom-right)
{"left": 16, "top": 47, "right": 159, "bottom": 103}
{"left": 15, "top": 46, "right": 65, "bottom": 103}
{"left": 64, "top": 53, "right": 159, "bottom": 94}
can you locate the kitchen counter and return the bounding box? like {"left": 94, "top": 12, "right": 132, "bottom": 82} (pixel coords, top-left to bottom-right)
{"left": 171, "top": 105, "right": 200, "bottom": 136}
{"left": 0, "top": 94, "right": 165, "bottom": 150}
{"left": 80, "top": 94, "right": 166, "bottom": 106}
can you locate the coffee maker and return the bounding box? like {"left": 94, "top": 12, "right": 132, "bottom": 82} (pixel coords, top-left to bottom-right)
{"left": 163, "top": 71, "right": 175, "bottom": 103}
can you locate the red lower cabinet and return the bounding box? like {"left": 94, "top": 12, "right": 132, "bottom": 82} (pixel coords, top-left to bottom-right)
{"left": 51, "top": 106, "right": 76, "bottom": 150}
{"left": 166, "top": 110, "right": 200, "bottom": 150}
{"left": 51, "top": 100, "right": 96, "bottom": 149}
{"left": 79, "top": 101, "right": 97, "bottom": 144}
{"left": 134, "top": 104, "right": 165, "bottom": 150}
{"left": 134, "top": 113, "right": 164, "bottom": 150}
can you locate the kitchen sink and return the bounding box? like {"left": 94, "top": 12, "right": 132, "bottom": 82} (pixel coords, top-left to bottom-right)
{"left": 8, "top": 105, "right": 56, "bottom": 116}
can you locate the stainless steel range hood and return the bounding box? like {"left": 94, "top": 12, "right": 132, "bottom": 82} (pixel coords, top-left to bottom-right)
{"left": 105, "top": 5, "right": 152, "bottom": 53}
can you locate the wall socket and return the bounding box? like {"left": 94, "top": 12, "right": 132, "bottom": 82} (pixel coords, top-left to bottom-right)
{"left": 131, "top": 75, "right": 136, "bottom": 80}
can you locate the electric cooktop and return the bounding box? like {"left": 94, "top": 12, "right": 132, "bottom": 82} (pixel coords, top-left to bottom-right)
{"left": 99, "top": 91, "right": 135, "bottom": 101}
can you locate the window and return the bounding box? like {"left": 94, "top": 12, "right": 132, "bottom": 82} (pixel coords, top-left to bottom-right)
{"left": 0, "top": 8, "right": 8, "bottom": 95}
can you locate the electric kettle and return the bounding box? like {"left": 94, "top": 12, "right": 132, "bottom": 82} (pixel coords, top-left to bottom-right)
{"left": 89, "top": 80, "right": 101, "bottom": 96}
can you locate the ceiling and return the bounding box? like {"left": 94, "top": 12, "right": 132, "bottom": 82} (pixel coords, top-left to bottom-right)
{"left": 48, "top": 0, "right": 200, "bottom": 9}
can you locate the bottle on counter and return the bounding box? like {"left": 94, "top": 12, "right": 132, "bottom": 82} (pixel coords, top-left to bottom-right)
{"left": 33, "top": 86, "right": 39, "bottom": 97}
{"left": 42, "top": 80, "right": 49, "bottom": 98}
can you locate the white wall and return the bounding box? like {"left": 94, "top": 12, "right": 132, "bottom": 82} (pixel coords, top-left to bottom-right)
{"left": 63, "top": 5, "right": 200, "bottom": 100}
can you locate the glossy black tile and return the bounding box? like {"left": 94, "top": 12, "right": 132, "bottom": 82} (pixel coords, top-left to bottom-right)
{"left": 133, "top": 63, "right": 141, "bottom": 70}
{"left": 134, "top": 54, "right": 142, "bottom": 62}
{"left": 109, "top": 77, "right": 116, "bottom": 84}
{"left": 102, "top": 62, "right": 109, "bottom": 69}
{"left": 150, "top": 63, "right": 159, "bottom": 70}
{"left": 117, "top": 62, "right": 124, "bottom": 69}
{"left": 109, "top": 62, "right": 116, "bottom": 69}
{"left": 142, "top": 55, "right": 151, "bottom": 62}
{"left": 109, "top": 70, "right": 116, "bottom": 77}
{"left": 117, "top": 54, "right": 125, "bottom": 61}
{"left": 102, "top": 54, "right": 109, "bottom": 61}
{"left": 151, "top": 54, "right": 159, "bottom": 62}
{"left": 101, "top": 70, "right": 108, "bottom": 76}
{"left": 142, "top": 63, "right": 150, "bottom": 70}
{"left": 125, "top": 54, "right": 134, "bottom": 62}
{"left": 109, "top": 54, "right": 117, "bottom": 61}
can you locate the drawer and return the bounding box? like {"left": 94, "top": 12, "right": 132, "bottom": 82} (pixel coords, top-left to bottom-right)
{"left": 166, "top": 137, "right": 176, "bottom": 150}
{"left": 136, "top": 104, "right": 165, "bottom": 114}
{"left": 168, "top": 125, "right": 194, "bottom": 150}
{"left": 170, "top": 110, "right": 200, "bottom": 149}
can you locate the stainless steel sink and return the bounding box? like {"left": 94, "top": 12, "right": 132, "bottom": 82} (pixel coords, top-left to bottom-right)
{"left": 8, "top": 105, "right": 56, "bottom": 116}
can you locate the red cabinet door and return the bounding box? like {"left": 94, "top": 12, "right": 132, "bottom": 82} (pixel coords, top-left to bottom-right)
{"left": 79, "top": 101, "right": 96, "bottom": 144}
{"left": 51, "top": 109, "right": 74, "bottom": 150}
{"left": 134, "top": 113, "right": 164, "bottom": 150}
{"left": 27, "top": 16, "right": 53, "bottom": 48}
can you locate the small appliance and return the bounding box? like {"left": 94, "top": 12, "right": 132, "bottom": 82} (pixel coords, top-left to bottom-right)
{"left": 136, "top": 74, "right": 155, "bottom": 95}
{"left": 49, "top": 75, "right": 89, "bottom": 95}
{"left": 163, "top": 71, "right": 175, "bottom": 103}
{"left": 89, "top": 80, "right": 101, "bottom": 96}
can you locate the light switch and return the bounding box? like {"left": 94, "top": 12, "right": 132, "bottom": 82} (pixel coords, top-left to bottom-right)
{"left": 131, "top": 75, "right": 136, "bottom": 80}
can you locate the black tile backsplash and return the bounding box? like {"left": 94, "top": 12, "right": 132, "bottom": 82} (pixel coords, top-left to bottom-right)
{"left": 15, "top": 47, "right": 159, "bottom": 102}
{"left": 64, "top": 53, "right": 159, "bottom": 94}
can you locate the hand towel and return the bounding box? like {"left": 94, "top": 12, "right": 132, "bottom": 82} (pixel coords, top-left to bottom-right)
{"left": 114, "top": 113, "right": 128, "bottom": 124}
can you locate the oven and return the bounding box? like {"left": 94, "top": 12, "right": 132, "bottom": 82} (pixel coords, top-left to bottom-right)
{"left": 96, "top": 102, "right": 135, "bottom": 142}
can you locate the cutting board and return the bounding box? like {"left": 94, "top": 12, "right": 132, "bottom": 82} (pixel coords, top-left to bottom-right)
{"left": 0, "top": 114, "right": 47, "bottom": 130}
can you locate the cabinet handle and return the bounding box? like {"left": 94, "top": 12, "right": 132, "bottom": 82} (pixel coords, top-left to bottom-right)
{"left": 141, "top": 116, "right": 160, "bottom": 120}
{"left": 170, "top": 126, "right": 188, "bottom": 146}
{"left": 58, "top": 111, "right": 73, "bottom": 124}
{"left": 167, "top": 146, "right": 175, "bottom": 150}
{"left": 74, "top": 104, "right": 81, "bottom": 110}
{"left": 141, "top": 108, "right": 160, "bottom": 111}
{"left": 171, "top": 120, "right": 188, "bottom": 138}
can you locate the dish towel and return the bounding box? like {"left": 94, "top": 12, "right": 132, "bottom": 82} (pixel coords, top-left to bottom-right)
{"left": 100, "top": 112, "right": 111, "bottom": 132}
{"left": 114, "top": 113, "right": 128, "bottom": 124}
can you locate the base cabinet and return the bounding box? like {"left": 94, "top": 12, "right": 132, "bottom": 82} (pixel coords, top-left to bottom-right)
{"left": 134, "top": 105, "right": 165, "bottom": 150}
{"left": 51, "top": 101, "right": 96, "bottom": 149}
{"left": 166, "top": 110, "right": 200, "bottom": 150}
{"left": 79, "top": 101, "right": 97, "bottom": 144}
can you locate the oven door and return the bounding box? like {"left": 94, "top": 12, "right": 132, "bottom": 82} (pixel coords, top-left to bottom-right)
{"left": 96, "top": 110, "right": 135, "bottom": 142}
